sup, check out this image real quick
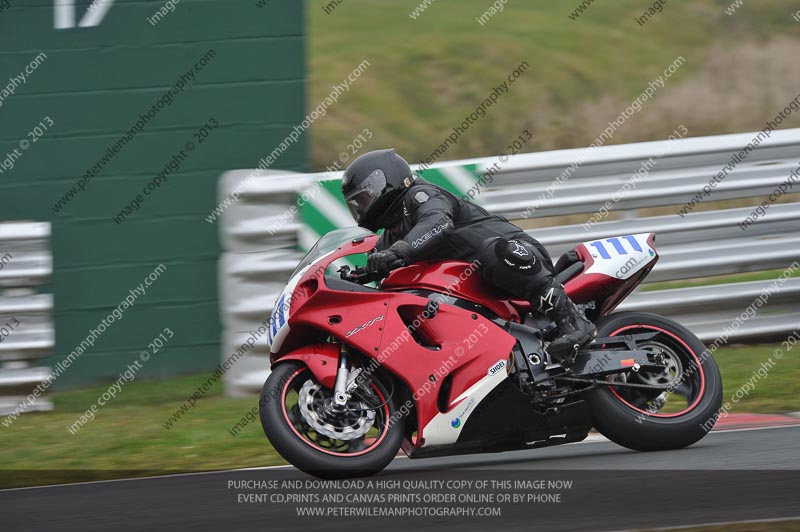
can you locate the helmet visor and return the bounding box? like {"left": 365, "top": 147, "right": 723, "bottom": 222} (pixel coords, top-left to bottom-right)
{"left": 344, "top": 169, "right": 387, "bottom": 222}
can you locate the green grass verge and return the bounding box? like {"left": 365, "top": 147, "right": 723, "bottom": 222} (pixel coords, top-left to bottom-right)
{"left": 0, "top": 342, "right": 796, "bottom": 485}
{"left": 0, "top": 373, "right": 284, "bottom": 477}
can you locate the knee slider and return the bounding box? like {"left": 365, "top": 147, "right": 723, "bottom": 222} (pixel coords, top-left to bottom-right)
{"left": 498, "top": 239, "right": 540, "bottom": 273}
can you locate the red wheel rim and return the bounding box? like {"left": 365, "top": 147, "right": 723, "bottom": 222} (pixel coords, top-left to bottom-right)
{"left": 606, "top": 325, "right": 706, "bottom": 418}
{"left": 280, "top": 367, "right": 392, "bottom": 457}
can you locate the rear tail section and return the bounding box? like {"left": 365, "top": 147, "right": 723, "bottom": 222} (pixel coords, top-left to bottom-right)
{"left": 560, "top": 233, "right": 658, "bottom": 319}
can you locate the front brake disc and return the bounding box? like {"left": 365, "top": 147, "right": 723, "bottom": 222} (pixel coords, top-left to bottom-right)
{"left": 297, "top": 380, "right": 375, "bottom": 441}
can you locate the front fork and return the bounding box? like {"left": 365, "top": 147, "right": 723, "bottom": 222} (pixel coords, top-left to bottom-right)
{"left": 333, "top": 344, "right": 350, "bottom": 406}
{"left": 332, "top": 343, "right": 366, "bottom": 407}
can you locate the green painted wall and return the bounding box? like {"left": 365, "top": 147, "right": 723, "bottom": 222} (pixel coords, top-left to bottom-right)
{"left": 0, "top": 0, "right": 306, "bottom": 388}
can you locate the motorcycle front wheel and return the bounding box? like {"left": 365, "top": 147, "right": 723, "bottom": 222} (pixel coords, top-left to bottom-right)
{"left": 259, "top": 360, "right": 403, "bottom": 479}
{"left": 583, "top": 311, "right": 723, "bottom": 451}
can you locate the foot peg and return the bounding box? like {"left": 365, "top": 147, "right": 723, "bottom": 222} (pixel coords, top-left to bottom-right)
{"left": 546, "top": 341, "right": 583, "bottom": 365}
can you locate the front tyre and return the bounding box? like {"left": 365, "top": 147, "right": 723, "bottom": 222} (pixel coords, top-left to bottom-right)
{"left": 584, "top": 312, "right": 723, "bottom": 451}
{"left": 259, "top": 361, "right": 403, "bottom": 479}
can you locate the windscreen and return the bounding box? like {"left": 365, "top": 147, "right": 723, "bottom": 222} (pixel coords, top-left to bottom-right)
{"left": 290, "top": 227, "right": 373, "bottom": 277}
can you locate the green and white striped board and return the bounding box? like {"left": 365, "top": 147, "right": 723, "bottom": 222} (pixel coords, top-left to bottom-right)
{"left": 297, "top": 163, "right": 484, "bottom": 252}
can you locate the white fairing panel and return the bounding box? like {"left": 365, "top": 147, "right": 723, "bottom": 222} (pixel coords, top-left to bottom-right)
{"left": 268, "top": 249, "right": 339, "bottom": 353}
{"left": 266, "top": 274, "right": 299, "bottom": 354}
{"left": 420, "top": 359, "right": 509, "bottom": 447}
{"left": 582, "top": 233, "right": 656, "bottom": 280}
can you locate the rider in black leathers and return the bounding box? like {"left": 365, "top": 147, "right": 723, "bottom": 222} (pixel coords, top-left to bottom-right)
{"left": 341, "top": 148, "right": 595, "bottom": 359}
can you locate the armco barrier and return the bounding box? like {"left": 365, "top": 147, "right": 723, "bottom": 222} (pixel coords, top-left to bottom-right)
{"left": 218, "top": 129, "right": 800, "bottom": 395}
{"left": 0, "top": 222, "right": 54, "bottom": 415}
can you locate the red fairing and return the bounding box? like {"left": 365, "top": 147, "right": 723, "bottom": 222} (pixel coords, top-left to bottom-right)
{"left": 382, "top": 261, "right": 521, "bottom": 322}
{"left": 279, "top": 276, "right": 516, "bottom": 444}
{"left": 279, "top": 343, "right": 339, "bottom": 389}
{"left": 270, "top": 235, "right": 517, "bottom": 447}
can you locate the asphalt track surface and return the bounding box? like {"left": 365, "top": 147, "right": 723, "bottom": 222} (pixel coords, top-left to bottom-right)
{"left": 2, "top": 425, "right": 798, "bottom": 532}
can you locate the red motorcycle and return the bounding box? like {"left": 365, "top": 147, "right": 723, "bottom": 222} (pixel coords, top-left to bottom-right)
{"left": 260, "top": 227, "right": 722, "bottom": 478}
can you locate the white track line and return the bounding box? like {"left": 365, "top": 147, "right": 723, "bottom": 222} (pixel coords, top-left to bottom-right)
{"left": 576, "top": 422, "right": 800, "bottom": 445}
{"left": 604, "top": 515, "right": 800, "bottom": 532}
{"left": 0, "top": 464, "right": 294, "bottom": 492}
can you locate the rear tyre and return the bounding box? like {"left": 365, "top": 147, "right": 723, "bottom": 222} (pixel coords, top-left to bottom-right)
{"left": 260, "top": 361, "right": 403, "bottom": 479}
{"left": 583, "top": 312, "right": 723, "bottom": 451}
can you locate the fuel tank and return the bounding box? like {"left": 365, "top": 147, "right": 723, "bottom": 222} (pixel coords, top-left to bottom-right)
{"left": 381, "top": 261, "right": 521, "bottom": 321}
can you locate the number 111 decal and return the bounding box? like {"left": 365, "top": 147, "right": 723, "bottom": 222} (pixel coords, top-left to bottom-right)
{"left": 589, "top": 236, "right": 643, "bottom": 259}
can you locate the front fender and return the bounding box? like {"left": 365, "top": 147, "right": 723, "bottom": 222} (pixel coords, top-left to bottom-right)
{"left": 272, "top": 343, "right": 339, "bottom": 389}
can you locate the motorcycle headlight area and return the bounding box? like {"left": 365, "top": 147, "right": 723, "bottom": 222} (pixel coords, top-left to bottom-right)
{"left": 268, "top": 292, "right": 290, "bottom": 348}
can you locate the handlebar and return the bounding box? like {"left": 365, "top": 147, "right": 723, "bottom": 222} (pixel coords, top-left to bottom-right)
{"left": 339, "top": 266, "right": 379, "bottom": 284}
{"left": 339, "top": 258, "right": 408, "bottom": 284}
{"left": 386, "top": 258, "right": 409, "bottom": 270}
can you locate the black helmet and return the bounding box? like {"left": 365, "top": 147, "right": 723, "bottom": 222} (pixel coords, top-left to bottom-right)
{"left": 341, "top": 149, "right": 413, "bottom": 230}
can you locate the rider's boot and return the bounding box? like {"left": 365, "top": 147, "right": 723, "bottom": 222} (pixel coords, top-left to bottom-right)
{"left": 534, "top": 280, "right": 596, "bottom": 363}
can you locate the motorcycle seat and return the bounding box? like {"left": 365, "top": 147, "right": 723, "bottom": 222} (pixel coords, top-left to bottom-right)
{"left": 553, "top": 250, "right": 584, "bottom": 284}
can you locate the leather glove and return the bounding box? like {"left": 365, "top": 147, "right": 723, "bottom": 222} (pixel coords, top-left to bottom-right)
{"left": 367, "top": 241, "right": 412, "bottom": 277}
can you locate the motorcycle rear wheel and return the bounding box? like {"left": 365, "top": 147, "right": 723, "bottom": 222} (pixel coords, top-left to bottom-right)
{"left": 583, "top": 311, "right": 723, "bottom": 451}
